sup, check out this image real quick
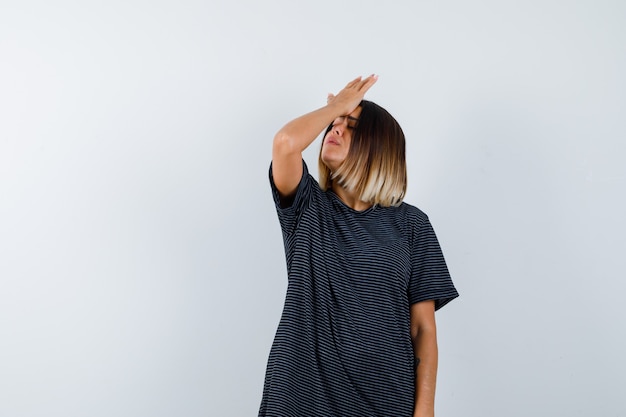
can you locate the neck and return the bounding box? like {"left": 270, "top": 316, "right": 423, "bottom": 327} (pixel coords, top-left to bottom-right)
{"left": 331, "top": 182, "right": 373, "bottom": 212}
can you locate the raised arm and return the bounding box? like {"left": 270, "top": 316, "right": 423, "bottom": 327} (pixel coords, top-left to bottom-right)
{"left": 271, "top": 75, "right": 378, "bottom": 199}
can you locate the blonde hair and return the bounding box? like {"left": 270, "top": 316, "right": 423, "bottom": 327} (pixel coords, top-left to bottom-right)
{"left": 318, "top": 100, "right": 407, "bottom": 207}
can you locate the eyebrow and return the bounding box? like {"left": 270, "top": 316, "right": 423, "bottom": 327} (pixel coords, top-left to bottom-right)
{"left": 333, "top": 115, "right": 360, "bottom": 125}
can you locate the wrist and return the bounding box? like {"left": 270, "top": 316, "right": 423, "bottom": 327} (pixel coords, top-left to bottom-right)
{"left": 325, "top": 100, "right": 353, "bottom": 117}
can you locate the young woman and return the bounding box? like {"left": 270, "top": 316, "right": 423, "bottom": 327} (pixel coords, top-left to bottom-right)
{"left": 260, "top": 75, "right": 458, "bottom": 417}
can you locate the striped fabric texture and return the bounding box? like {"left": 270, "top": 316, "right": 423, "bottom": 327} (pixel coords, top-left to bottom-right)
{"left": 259, "top": 161, "right": 458, "bottom": 417}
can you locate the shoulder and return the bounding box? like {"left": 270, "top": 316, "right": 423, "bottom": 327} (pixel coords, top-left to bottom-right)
{"left": 269, "top": 159, "right": 326, "bottom": 210}
{"left": 395, "top": 201, "right": 429, "bottom": 225}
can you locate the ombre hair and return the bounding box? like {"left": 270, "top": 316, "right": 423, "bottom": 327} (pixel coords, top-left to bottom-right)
{"left": 318, "top": 100, "right": 407, "bottom": 207}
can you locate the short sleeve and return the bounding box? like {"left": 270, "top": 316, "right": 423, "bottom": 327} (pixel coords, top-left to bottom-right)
{"left": 269, "top": 159, "right": 314, "bottom": 236}
{"left": 408, "top": 216, "right": 459, "bottom": 311}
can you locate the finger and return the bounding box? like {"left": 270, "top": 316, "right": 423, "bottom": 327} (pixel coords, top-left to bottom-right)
{"left": 358, "top": 74, "right": 378, "bottom": 92}
{"left": 359, "top": 74, "right": 378, "bottom": 87}
{"left": 346, "top": 76, "right": 362, "bottom": 88}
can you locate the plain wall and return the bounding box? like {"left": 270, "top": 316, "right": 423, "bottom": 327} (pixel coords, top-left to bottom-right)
{"left": 1, "top": 0, "right": 625, "bottom": 416}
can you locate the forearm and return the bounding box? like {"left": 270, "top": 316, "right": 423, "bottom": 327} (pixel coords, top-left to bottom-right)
{"left": 273, "top": 102, "right": 344, "bottom": 155}
{"left": 271, "top": 75, "right": 377, "bottom": 198}
{"left": 273, "top": 75, "right": 377, "bottom": 157}
{"left": 413, "top": 327, "right": 438, "bottom": 417}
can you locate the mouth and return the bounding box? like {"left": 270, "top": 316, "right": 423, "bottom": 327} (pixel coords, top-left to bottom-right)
{"left": 325, "top": 137, "right": 340, "bottom": 146}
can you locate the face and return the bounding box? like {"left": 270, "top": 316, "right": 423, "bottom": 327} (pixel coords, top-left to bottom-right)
{"left": 321, "top": 106, "right": 361, "bottom": 172}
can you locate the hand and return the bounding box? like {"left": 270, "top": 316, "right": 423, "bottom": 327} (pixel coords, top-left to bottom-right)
{"left": 326, "top": 74, "right": 378, "bottom": 115}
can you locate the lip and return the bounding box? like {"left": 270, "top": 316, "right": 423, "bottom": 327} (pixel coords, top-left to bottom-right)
{"left": 325, "top": 136, "right": 340, "bottom": 146}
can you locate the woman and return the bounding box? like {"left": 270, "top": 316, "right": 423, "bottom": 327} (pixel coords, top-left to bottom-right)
{"left": 260, "top": 75, "right": 458, "bottom": 417}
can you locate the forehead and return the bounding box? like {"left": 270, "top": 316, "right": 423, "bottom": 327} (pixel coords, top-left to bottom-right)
{"left": 348, "top": 106, "right": 362, "bottom": 119}
{"left": 332, "top": 106, "right": 362, "bottom": 125}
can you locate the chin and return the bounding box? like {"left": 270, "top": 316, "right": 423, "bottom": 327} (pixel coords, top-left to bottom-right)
{"left": 322, "top": 152, "right": 344, "bottom": 167}
{"left": 320, "top": 157, "right": 339, "bottom": 172}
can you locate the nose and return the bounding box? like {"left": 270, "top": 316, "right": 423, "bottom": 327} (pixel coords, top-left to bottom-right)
{"left": 332, "top": 117, "right": 346, "bottom": 136}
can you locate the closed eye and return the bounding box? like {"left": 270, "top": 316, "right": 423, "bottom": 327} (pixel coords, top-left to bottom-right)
{"left": 332, "top": 115, "right": 359, "bottom": 129}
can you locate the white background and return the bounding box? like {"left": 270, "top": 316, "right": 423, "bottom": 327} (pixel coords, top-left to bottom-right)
{"left": 1, "top": 0, "right": 625, "bottom": 416}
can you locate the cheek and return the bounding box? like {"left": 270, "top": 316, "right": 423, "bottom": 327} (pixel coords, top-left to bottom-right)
{"left": 343, "top": 138, "right": 351, "bottom": 154}
{"left": 321, "top": 147, "right": 336, "bottom": 164}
